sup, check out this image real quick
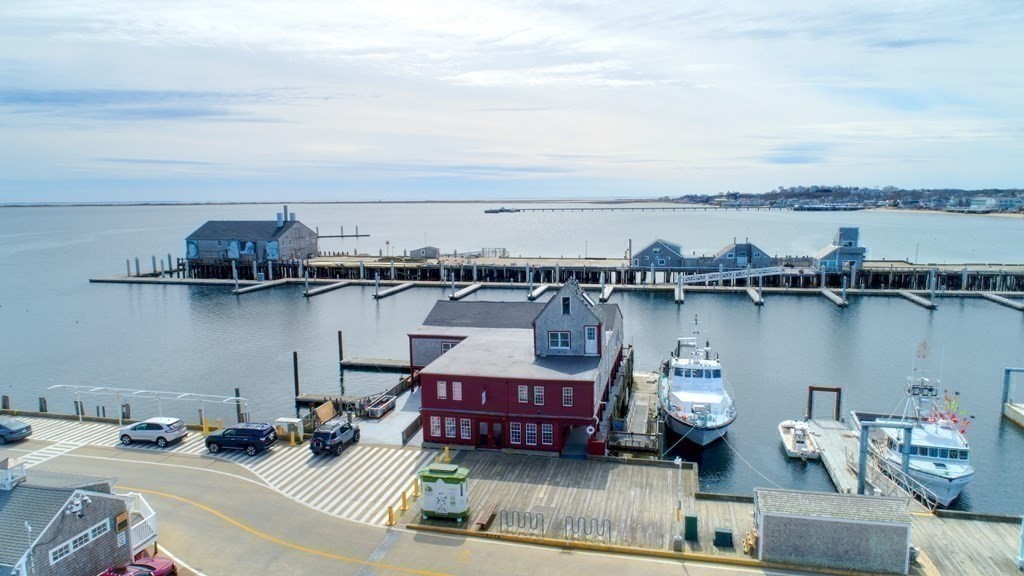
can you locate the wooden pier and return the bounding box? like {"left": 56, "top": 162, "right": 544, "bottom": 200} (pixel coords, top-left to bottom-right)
{"left": 982, "top": 292, "right": 1024, "bottom": 311}
{"left": 745, "top": 287, "right": 764, "bottom": 306}
{"left": 450, "top": 282, "right": 483, "bottom": 300}
{"left": 373, "top": 282, "right": 415, "bottom": 299}
{"left": 898, "top": 290, "right": 937, "bottom": 309}
{"left": 304, "top": 280, "right": 352, "bottom": 297}
{"left": 232, "top": 278, "right": 289, "bottom": 295}
{"left": 820, "top": 288, "right": 848, "bottom": 307}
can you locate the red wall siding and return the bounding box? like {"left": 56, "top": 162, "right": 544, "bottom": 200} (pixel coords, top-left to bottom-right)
{"left": 505, "top": 378, "right": 595, "bottom": 421}
{"left": 419, "top": 373, "right": 509, "bottom": 415}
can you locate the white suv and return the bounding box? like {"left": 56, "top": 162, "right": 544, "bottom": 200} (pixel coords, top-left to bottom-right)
{"left": 119, "top": 417, "right": 188, "bottom": 448}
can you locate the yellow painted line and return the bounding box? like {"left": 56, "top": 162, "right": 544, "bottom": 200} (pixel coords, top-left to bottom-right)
{"left": 121, "top": 486, "right": 450, "bottom": 576}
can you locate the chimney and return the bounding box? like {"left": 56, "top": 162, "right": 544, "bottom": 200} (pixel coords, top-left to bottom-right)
{"left": 290, "top": 211, "right": 296, "bottom": 221}
{"left": 276, "top": 212, "right": 283, "bottom": 228}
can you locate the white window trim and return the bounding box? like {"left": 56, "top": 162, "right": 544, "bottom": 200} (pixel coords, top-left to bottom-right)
{"left": 441, "top": 341, "right": 454, "bottom": 353}
{"left": 534, "top": 386, "right": 544, "bottom": 405}
{"left": 518, "top": 385, "right": 528, "bottom": 403}
{"left": 437, "top": 381, "right": 447, "bottom": 400}
{"left": 430, "top": 416, "right": 441, "bottom": 437}
{"left": 445, "top": 417, "right": 456, "bottom": 438}
{"left": 562, "top": 387, "right": 573, "bottom": 407}
{"left": 525, "top": 423, "right": 538, "bottom": 445}
{"left": 549, "top": 331, "right": 570, "bottom": 349}
{"left": 50, "top": 518, "right": 109, "bottom": 566}
{"left": 452, "top": 381, "right": 462, "bottom": 402}
{"left": 509, "top": 422, "right": 522, "bottom": 444}
{"left": 541, "top": 424, "right": 553, "bottom": 445}
{"left": 460, "top": 418, "right": 471, "bottom": 439}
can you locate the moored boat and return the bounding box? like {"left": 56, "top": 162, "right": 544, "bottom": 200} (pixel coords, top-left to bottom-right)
{"left": 778, "top": 419, "right": 820, "bottom": 460}
{"left": 658, "top": 317, "right": 736, "bottom": 447}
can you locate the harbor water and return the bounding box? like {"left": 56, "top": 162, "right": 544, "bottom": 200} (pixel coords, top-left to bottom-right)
{"left": 1, "top": 203, "right": 1022, "bottom": 514}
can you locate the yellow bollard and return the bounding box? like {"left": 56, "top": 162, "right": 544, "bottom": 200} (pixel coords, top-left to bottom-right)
{"left": 387, "top": 506, "right": 396, "bottom": 526}
{"left": 290, "top": 431, "right": 296, "bottom": 446}
{"left": 400, "top": 491, "right": 409, "bottom": 511}
{"left": 412, "top": 479, "right": 420, "bottom": 498}
{"left": 202, "top": 418, "right": 209, "bottom": 436}
{"left": 216, "top": 419, "right": 223, "bottom": 430}
{"left": 443, "top": 445, "right": 451, "bottom": 462}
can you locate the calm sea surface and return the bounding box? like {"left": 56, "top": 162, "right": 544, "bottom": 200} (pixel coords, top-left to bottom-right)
{"left": 1, "top": 203, "right": 1022, "bottom": 514}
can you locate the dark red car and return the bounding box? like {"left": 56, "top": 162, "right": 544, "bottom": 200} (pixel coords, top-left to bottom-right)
{"left": 99, "top": 557, "right": 177, "bottom": 576}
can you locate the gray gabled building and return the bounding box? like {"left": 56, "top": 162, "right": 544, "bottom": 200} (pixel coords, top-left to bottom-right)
{"left": 711, "top": 239, "right": 772, "bottom": 269}
{"left": 410, "top": 246, "right": 440, "bottom": 259}
{"left": 813, "top": 227, "right": 866, "bottom": 272}
{"left": 0, "top": 461, "right": 158, "bottom": 576}
{"left": 185, "top": 205, "right": 318, "bottom": 263}
{"left": 632, "top": 239, "right": 684, "bottom": 269}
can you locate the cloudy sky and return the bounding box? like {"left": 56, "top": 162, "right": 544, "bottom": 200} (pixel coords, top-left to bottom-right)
{"left": 1, "top": 1, "right": 1022, "bottom": 202}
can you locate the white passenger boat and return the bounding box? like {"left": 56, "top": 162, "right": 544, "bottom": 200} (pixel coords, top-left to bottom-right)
{"left": 778, "top": 419, "right": 820, "bottom": 460}
{"left": 853, "top": 375, "right": 975, "bottom": 507}
{"left": 658, "top": 319, "right": 736, "bottom": 446}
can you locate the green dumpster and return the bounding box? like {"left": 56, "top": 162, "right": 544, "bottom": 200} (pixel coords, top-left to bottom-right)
{"left": 685, "top": 515, "right": 699, "bottom": 542}
{"left": 418, "top": 463, "right": 470, "bottom": 522}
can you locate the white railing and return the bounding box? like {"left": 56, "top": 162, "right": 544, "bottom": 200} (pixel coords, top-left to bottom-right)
{"left": 678, "top": 266, "right": 787, "bottom": 285}
{"left": 127, "top": 492, "right": 158, "bottom": 553}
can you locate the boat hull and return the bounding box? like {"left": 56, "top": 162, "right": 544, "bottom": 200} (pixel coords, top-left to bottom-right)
{"left": 663, "top": 411, "right": 734, "bottom": 446}
{"left": 906, "top": 468, "right": 973, "bottom": 507}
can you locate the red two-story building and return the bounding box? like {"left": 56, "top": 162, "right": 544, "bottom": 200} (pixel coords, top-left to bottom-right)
{"left": 411, "top": 279, "right": 623, "bottom": 455}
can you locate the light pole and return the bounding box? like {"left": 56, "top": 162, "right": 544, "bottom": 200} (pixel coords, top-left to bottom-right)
{"left": 673, "top": 456, "right": 683, "bottom": 551}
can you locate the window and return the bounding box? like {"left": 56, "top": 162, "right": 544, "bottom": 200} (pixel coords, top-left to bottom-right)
{"left": 460, "top": 418, "right": 471, "bottom": 439}
{"left": 548, "top": 331, "right": 570, "bottom": 349}
{"left": 445, "top": 417, "right": 456, "bottom": 438}
{"left": 653, "top": 247, "right": 661, "bottom": 254}
{"left": 959, "top": 450, "right": 969, "bottom": 460}
{"left": 541, "top": 424, "right": 553, "bottom": 445}
{"left": 754, "top": 252, "right": 761, "bottom": 258}
{"left": 562, "top": 387, "right": 573, "bottom": 407}
{"left": 948, "top": 449, "right": 958, "bottom": 460}
{"left": 518, "top": 385, "right": 528, "bottom": 403}
{"left": 726, "top": 252, "right": 734, "bottom": 258}
{"left": 657, "top": 258, "right": 666, "bottom": 265}
{"left": 430, "top": 416, "right": 441, "bottom": 437}
{"left": 441, "top": 342, "right": 454, "bottom": 353}
{"left": 437, "top": 381, "right": 447, "bottom": 400}
{"left": 633, "top": 259, "right": 638, "bottom": 266}
{"left": 72, "top": 532, "right": 90, "bottom": 550}
{"left": 452, "top": 382, "right": 462, "bottom": 401}
{"left": 89, "top": 520, "right": 110, "bottom": 539}
{"left": 525, "top": 423, "right": 538, "bottom": 445}
{"left": 534, "top": 386, "right": 545, "bottom": 405}
{"left": 510, "top": 422, "right": 522, "bottom": 444}
{"left": 50, "top": 543, "right": 71, "bottom": 565}
{"left": 561, "top": 296, "right": 571, "bottom": 315}
{"left": 643, "top": 255, "right": 649, "bottom": 261}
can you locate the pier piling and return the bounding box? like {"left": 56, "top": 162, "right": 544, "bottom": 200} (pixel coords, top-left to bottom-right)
{"left": 293, "top": 352, "right": 301, "bottom": 417}
{"left": 134, "top": 257, "right": 140, "bottom": 277}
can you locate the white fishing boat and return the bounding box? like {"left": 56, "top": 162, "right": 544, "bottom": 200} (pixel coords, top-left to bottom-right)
{"left": 778, "top": 419, "right": 820, "bottom": 460}
{"left": 658, "top": 318, "right": 736, "bottom": 447}
{"left": 853, "top": 375, "right": 975, "bottom": 507}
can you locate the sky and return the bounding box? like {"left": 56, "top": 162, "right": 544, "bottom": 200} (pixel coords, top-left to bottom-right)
{"left": 1, "top": 1, "right": 1022, "bottom": 202}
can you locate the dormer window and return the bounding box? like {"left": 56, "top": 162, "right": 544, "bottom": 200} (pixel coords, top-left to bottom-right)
{"left": 561, "top": 297, "right": 571, "bottom": 315}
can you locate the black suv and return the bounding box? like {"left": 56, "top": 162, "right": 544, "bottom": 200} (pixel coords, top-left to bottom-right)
{"left": 309, "top": 418, "right": 360, "bottom": 456}
{"left": 206, "top": 422, "right": 278, "bottom": 456}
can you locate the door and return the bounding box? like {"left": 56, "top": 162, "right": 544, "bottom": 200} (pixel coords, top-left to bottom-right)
{"left": 491, "top": 423, "right": 503, "bottom": 448}
{"left": 585, "top": 326, "right": 598, "bottom": 355}
{"left": 478, "top": 422, "right": 490, "bottom": 447}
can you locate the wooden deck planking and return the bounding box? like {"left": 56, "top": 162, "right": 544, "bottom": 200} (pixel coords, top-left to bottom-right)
{"left": 912, "top": 515, "right": 1020, "bottom": 575}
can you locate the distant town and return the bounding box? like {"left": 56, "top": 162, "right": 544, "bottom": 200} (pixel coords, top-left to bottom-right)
{"left": 656, "top": 186, "right": 1024, "bottom": 213}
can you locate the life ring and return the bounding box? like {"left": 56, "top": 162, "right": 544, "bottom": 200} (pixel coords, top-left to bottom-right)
{"left": 798, "top": 269, "right": 804, "bottom": 274}
{"left": 585, "top": 426, "right": 596, "bottom": 435}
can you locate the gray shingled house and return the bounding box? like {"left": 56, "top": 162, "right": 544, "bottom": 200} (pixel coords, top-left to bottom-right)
{"left": 754, "top": 488, "right": 913, "bottom": 575}
{"left": 711, "top": 239, "right": 772, "bottom": 269}
{"left": 813, "top": 227, "right": 867, "bottom": 272}
{"left": 185, "top": 205, "right": 318, "bottom": 263}
{"left": 410, "top": 246, "right": 441, "bottom": 259}
{"left": 0, "top": 460, "right": 159, "bottom": 576}
{"left": 632, "top": 239, "right": 684, "bottom": 269}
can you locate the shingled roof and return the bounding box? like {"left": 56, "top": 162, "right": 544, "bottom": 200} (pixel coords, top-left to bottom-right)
{"left": 186, "top": 220, "right": 302, "bottom": 241}
{"left": 423, "top": 301, "right": 544, "bottom": 329}
{"left": 755, "top": 488, "right": 912, "bottom": 525}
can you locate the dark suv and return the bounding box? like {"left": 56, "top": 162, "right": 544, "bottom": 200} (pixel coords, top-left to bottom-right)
{"left": 205, "top": 422, "right": 278, "bottom": 456}
{"left": 309, "top": 418, "right": 360, "bottom": 456}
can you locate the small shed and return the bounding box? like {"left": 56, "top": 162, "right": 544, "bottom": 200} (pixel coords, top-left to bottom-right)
{"left": 411, "top": 246, "right": 440, "bottom": 259}
{"left": 418, "top": 463, "right": 469, "bottom": 522}
{"left": 754, "top": 488, "right": 913, "bottom": 575}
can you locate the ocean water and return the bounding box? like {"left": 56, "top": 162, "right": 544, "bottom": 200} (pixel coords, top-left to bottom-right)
{"left": 1, "top": 203, "right": 1022, "bottom": 514}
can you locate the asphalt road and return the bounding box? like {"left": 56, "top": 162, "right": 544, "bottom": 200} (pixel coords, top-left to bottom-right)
{"left": 1, "top": 438, "right": 808, "bottom": 576}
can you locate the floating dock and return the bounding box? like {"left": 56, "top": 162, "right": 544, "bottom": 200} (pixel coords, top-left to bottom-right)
{"left": 339, "top": 358, "right": 409, "bottom": 372}
{"left": 982, "top": 292, "right": 1024, "bottom": 311}
{"left": 674, "top": 284, "right": 685, "bottom": 304}
{"left": 373, "top": 282, "right": 415, "bottom": 299}
{"left": 600, "top": 285, "right": 614, "bottom": 302}
{"left": 819, "top": 288, "right": 847, "bottom": 307}
{"left": 304, "top": 280, "right": 352, "bottom": 297}
{"left": 745, "top": 287, "right": 764, "bottom": 305}
{"left": 233, "top": 278, "right": 289, "bottom": 295}
{"left": 527, "top": 284, "right": 550, "bottom": 300}
{"left": 450, "top": 283, "right": 483, "bottom": 300}
{"left": 898, "top": 290, "right": 937, "bottom": 309}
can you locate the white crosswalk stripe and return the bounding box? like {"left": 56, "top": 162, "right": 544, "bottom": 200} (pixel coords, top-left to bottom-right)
{"left": 17, "top": 416, "right": 440, "bottom": 524}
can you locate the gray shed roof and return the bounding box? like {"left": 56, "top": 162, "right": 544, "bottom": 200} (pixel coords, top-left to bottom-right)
{"left": 755, "top": 488, "right": 912, "bottom": 525}
{"left": 186, "top": 220, "right": 303, "bottom": 241}
{"left": 0, "top": 486, "right": 74, "bottom": 567}
{"left": 419, "top": 328, "right": 601, "bottom": 381}
{"left": 423, "top": 301, "right": 544, "bottom": 329}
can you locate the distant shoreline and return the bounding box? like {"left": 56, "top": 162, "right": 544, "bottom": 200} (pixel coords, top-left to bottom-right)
{"left": 866, "top": 207, "right": 1024, "bottom": 219}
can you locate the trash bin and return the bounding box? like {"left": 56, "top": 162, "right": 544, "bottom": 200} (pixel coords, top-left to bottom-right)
{"left": 418, "top": 463, "right": 470, "bottom": 522}
{"left": 274, "top": 417, "right": 304, "bottom": 443}
{"left": 685, "top": 515, "right": 699, "bottom": 541}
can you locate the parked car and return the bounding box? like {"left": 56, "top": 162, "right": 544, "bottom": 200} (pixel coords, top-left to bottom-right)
{"left": 99, "top": 557, "right": 176, "bottom": 576}
{"left": 309, "top": 418, "right": 360, "bottom": 456}
{"left": 0, "top": 417, "right": 32, "bottom": 445}
{"left": 205, "top": 422, "right": 278, "bottom": 456}
{"left": 119, "top": 417, "right": 188, "bottom": 448}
